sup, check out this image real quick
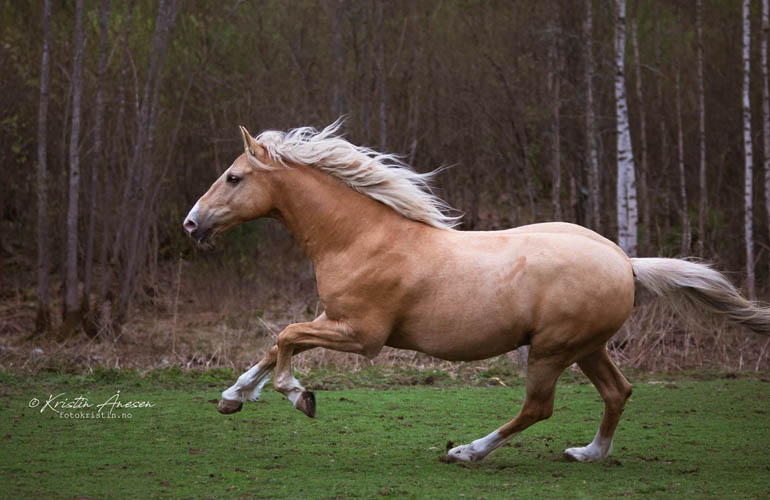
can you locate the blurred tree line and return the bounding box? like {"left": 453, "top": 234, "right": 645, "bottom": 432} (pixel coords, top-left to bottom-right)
{"left": 1, "top": 0, "right": 769, "bottom": 336}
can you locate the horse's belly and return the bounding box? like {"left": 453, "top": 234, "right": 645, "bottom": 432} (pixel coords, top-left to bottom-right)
{"left": 387, "top": 309, "right": 530, "bottom": 361}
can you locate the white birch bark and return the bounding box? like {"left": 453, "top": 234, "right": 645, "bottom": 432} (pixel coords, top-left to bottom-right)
{"left": 35, "top": 0, "right": 52, "bottom": 333}
{"left": 615, "top": 0, "right": 638, "bottom": 256}
{"left": 64, "top": 0, "right": 85, "bottom": 332}
{"left": 743, "top": 0, "right": 756, "bottom": 299}
{"left": 762, "top": 0, "right": 770, "bottom": 287}
{"left": 585, "top": 0, "right": 600, "bottom": 231}
{"left": 697, "top": 0, "right": 708, "bottom": 256}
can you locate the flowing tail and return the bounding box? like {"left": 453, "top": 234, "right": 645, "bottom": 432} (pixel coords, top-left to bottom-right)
{"left": 631, "top": 258, "right": 770, "bottom": 335}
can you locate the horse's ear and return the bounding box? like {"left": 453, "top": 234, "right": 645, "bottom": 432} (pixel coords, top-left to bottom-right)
{"left": 238, "top": 125, "right": 267, "bottom": 162}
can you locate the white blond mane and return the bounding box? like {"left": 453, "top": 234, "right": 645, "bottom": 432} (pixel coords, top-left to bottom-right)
{"left": 248, "top": 120, "right": 460, "bottom": 228}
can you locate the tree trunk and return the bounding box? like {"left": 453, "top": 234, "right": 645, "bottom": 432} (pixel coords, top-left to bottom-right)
{"left": 548, "top": 14, "right": 562, "bottom": 221}
{"left": 35, "top": 0, "right": 52, "bottom": 334}
{"left": 118, "top": 0, "right": 179, "bottom": 322}
{"left": 522, "top": 130, "right": 539, "bottom": 222}
{"left": 63, "top": 0, "right": 85, "bottom": 336}
{"left": 615, "top": 0, "right": 638, "bottom": 256}
{"left": 375, "top": 0, "right": 387, "bottom": 151}
{"left": 743, "top": 0, "right": 756, "bottom": 299}
{"left": 83, "top": 0, "right": 112, "bottom": 329}
{"left": 697, "top": 0, "right": 708, "bottom": 257}
{"left": 331, "top": 0, "right": 346, "bottom": 118}
{"left": 97, "top": 0, "right": 135, "bottom": 312}
{"left": 355, "top": 1, "right": 371, "bottom": 143}
{"left": 632, "top": 19, "right": 649, "bottom": 254}
{"left": 762, "top": 0, "right": 770, "bottom": 291}
{"left": 655, "top": 20, "right": 670, "bottom": 244}
{"left": 676, "top": 67, "right": 691, "bottom": 254}
{"left": 585, "top": 0, "right": 600, "bottom": 232}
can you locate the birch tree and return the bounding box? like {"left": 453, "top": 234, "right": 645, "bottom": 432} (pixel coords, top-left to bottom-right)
{"left": 742, "top": 0, "right": 756, "bottom": 299}
{"left": 63, "top": 0, "right": 85, "bottom": 335}
{"left": 585, "top": 0, "right": 600, "bottom": 231}
{"left": 762, "top": 0, "right": 770, "bottom": 285}
{"left": 615, "top": 0, "right": 638, "bottom": 256}
{"left": 35, "top": 0, "right": 52, "bottom": 334}
{"left": 697, "top": 0, "right": 708, "bottom": 256}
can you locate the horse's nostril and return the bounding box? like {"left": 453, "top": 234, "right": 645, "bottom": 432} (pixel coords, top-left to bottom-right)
{"left": 184, "top": 218, "right": 197, "bottom": 233}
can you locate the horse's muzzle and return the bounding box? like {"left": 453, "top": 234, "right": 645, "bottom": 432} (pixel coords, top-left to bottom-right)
{"left": 183, "top": 214, "right": 215, "bottom": 248}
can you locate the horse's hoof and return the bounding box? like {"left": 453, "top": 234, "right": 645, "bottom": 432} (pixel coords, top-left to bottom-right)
{"left": 439, "top": 453, "right": 480, "bottom": 466}
{"left": 217, "top": 398, "right": 243, "bottom": 414}
{"left": 296, "top": 391, "right": 316, "bottom": 418}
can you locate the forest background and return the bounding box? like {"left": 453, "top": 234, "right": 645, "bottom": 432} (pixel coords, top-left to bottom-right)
{"left": 1, "top": 0, "right": 769, "bottom": 374}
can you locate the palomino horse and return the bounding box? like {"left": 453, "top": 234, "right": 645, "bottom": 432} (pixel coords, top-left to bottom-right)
{"left": 184, "top": 122, "right": 769, "bottom": 463}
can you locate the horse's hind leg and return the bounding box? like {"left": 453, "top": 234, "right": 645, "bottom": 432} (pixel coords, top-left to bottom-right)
{"left": 443, "top": 353, "right": 566, "bottom": 463}
{"left": 563, "top": 347, "right": 632, "bottom": 462}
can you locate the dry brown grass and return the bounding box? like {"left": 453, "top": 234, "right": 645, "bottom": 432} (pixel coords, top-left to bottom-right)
{"left": 1, "top": 254, "right": 768, "bottom": 376}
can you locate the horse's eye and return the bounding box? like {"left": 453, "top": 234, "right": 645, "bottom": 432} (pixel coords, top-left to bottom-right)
{"left": 226, "top": 174, "right": 241, "bottom": 185}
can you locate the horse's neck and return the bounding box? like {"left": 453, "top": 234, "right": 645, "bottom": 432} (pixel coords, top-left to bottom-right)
{"left": 271, "top": 164, "right": 406, "bottom": 263}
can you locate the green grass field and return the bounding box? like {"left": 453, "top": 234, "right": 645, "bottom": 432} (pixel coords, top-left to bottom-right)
{"left": 1, "top": 369, "right": 768, "bottom": 499}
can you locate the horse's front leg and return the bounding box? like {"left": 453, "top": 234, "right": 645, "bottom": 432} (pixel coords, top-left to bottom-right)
{"left": 218, "top": 313, "right": 333, "bottom": 414}
{"left": 272, "top": 315, "right": 372, "bottom": 418}
{"left": 217, "top": 345, "right": 278, "bottom": 414}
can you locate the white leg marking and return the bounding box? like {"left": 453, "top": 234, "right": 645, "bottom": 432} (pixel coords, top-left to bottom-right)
{"left": 222, "top": 364, "right": 271, "bottom": 402}
{"left": 286, "top": 389, "right": 302, "bottom": 406}
{"left": 275, "top": 372, "right": 305, "bottom": 408}
{"left": 564, "top": 430, "right": 613, "bottom": 462}
{"left": 246, "top": 375, "right": 271, "bottom": 401}
{"left": 446, "top": 430, "right": 514, "bottom": 462}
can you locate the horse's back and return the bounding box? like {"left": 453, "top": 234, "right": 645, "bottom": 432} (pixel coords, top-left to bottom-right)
{"left": 504, "top": 222, "right": 627, "bottom": 256}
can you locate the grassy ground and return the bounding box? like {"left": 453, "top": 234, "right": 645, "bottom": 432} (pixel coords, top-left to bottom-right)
{"left": 1, "top": 369, "right": 769, "bottom": 499}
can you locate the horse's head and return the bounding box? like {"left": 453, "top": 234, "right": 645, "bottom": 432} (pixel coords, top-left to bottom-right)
{"left": 183, "top": 126, "right": 275, "bottom": 248}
